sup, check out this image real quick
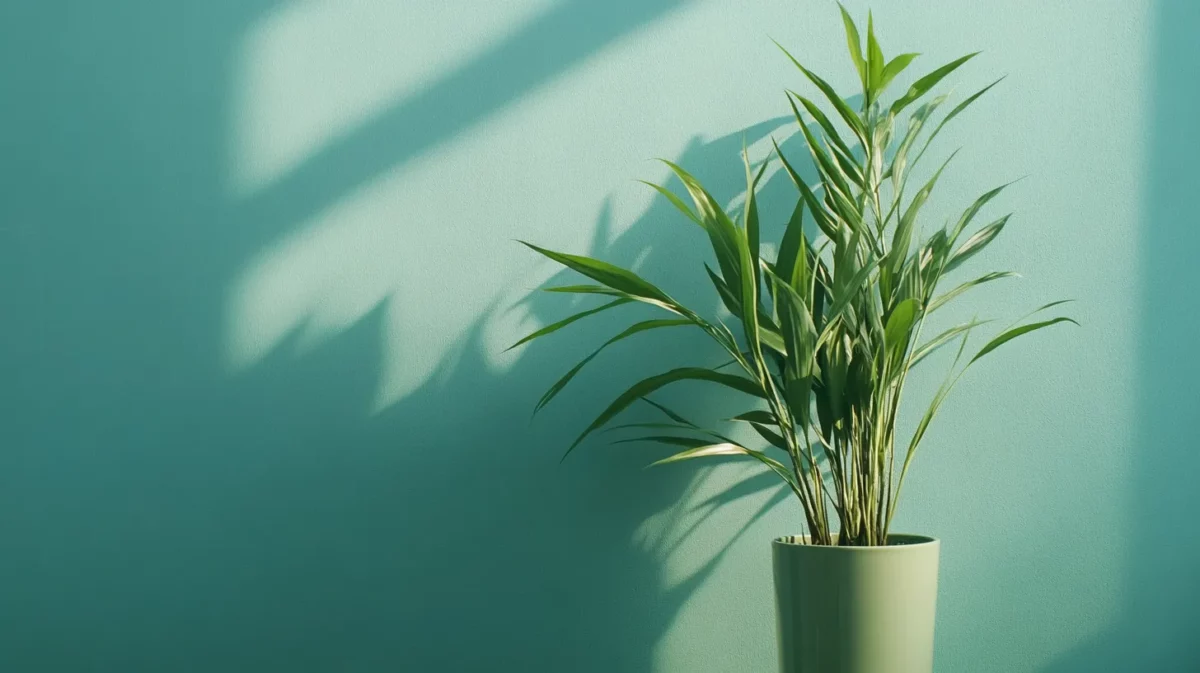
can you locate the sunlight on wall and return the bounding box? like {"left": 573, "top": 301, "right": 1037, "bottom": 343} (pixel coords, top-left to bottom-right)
{"left": 229, "top": 0, "right": 555, "bottom": 196}
{"left": 222, "top": 0, "right": 779, "bottom": 410}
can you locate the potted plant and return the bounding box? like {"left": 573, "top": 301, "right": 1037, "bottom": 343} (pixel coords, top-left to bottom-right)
{"left": 512, "top": 6, "right": 1074, "bottom": 673}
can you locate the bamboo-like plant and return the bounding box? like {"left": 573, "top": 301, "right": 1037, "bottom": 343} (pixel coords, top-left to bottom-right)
{"left": 513, "top": 7, "right": 1075, "bottom": 546}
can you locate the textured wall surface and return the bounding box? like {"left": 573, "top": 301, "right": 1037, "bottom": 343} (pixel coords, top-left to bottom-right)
{"left": 2, "top": 1, "right": 1196, "bottom": 671}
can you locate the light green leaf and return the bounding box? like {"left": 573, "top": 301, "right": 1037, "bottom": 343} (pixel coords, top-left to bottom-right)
{"left": 507, "top": 298, "right": 631, "bottom": 352}
{"left": 946, "top": 214, "right": 1010, "bottom": 272}
{"left": 910, "top": 318, "right": 990, "bottom": 366}
{"left": 563, "top": 368, "right": 765, "bottom": 459}
{"left": 969, "top": 316, "right": 1079, "bottom": 364}
{"left": 914, "top": 76, "right": 1006, "bottom": 167}
{"left": 638, "top": 180, "right": 702, "bottom": 228}
{"left": 928, "top": 272, "right": 1018, "bottom": 313}
{"left": 884, "top": 298, "right": 920, "bottom": 354}
{"left": 879, "top": 52, "right": 920, "bottom": 93}
{"left": 890, "top": 52, "right": 980, "bottom": 115}
{"left": 521, "top": 242, "right": 672, "bottom": 304}
{"left": 533, "top": 319, "right": 692, "bottom": 413}
{"left": 648, "top": 442, "right": 800, "bottom": 491}
{"left": 838, "top": 3, "right": 867, "bottom": 89}
{"left": 866, "top": 12, "right": 884, "bottom": 94}
{"left": 774, "top": 39, "right": 867, "bottom": 141}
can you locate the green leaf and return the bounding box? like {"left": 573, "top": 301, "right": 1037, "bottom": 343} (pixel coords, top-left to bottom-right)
{"left": 563, "top": 368, "right": 765, "bottom": 460}
{"left": 790, "top": 92, "right": 859, "bottom": 168}
{"left": 949, "top": 179, "right": 1019, "bottom": 244}
{"left": 774, "top": 139, "right": 840, "bottom": 241}
{"left": 507, "top": 298, "right": 631, "bottom": 352}
{"left": 820, "top": 256, "right": 880, "bottom": 339}
{"left": 838, "top": 3, "right": 867, "bottom": 90}
{"left": 638, "top": 180, "right": 702, "bottom": 228}
{"left": 648, "top": 442, "right": 800, "bottom": 491}
{"left": 750, "top": 422, "right": 789, "bottom": 450}
{"left": 890, "top": 52, "right": 980, "bottom": 116}
{"left": 521, "top": 242, "right": 673, "bottom": 304}
{"left": 543, "top": 284, "right": 627, "bottom": 296}
{"left": 533, "top": 318, "right": 692, "bottom": 414}
{"left": 914, "top": 76, "right": 1006, "bottom": 168}
{"left": 884, "top": 297, "right": 920, "bottom": 354}
{"left": 969, "top": 316, "right": 1079, "bottom": 365}
{"left": 945, "top": 214, "right": 1010, "bottom": 272}
{"left": 776, "top": 199, "right": 807, "bottom": 284}
{"left": 729, "top": 410, "right": 777, "bottom": 424}
{"left": 892, "top": 150, "right": 958, "bottom": 277}
{"left": 641, "top": 397, "right": 697, "bottom": 426}
{"left": 910, "top": 318, "right": 990, "bottom": 367}
{"left": 659, "top": 160, "right": 745, "bottom": 292}
{"left": 615, "top": 435, "right": 716, "bottom": 449}
{"left": 743, "top": 148, "right": 770, "bottom": 290}
{"left": 866, "top": 12, "right": 884, "bottom": 94}
{"left": 928, "top": 271, "right": 1018, "bottom": 313}
{"left": 879, "top": 52, "right": 920, "bottom": 93}
{"left": 774, "top": 40, "right": 867, "bottom": 141}
{"left": 787, "top": 94, "right": 856, "bottom": 208}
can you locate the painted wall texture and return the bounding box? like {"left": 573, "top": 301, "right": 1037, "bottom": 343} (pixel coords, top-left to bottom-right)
{"left": 1, "top": 1, "right": 1196, "bottom": 671}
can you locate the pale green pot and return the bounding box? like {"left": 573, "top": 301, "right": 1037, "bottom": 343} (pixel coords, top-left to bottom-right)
{"left": 772, "top": 534, "right": 940, "bottom": 673}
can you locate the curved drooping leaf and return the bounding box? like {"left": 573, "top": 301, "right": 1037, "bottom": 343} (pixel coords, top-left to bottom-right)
{"left": 533, "top": 318, "right": 692, "bottom": 414}
{"left": 910, "top": 318, "right": 991, "bottom": 367}
{"left": 914, "top": 76, "right": 1007, "bottom": 168}
{"left": 637, "top": 180, "right": 703, "bottom": 228}
{"left": 562, "top": 368, "right": 765, "bottom": 459}
{"left": 946, "top": 214, "right": 1011, "bottom": 272}
{"left": 507, "top": 299, "right": 632, "bottom": 352}
{"left": 949, "top": 179, "right": 1019, "bottom": 244}
{"left": 789, "top": 92, "right": 859, "bottom": 174}
{"left": 928, "top": 271, "right": 1018, "bottom": 313}
{"left": 890, "top": 52, "right": 980, "bottom": 115}
{"left": 969, "top": 316, "right": 1078, "bottom": 364}
{"left": 520, "top": 241, "right": 674, "bottom": 304}
{"left": 648, "top": 442, "right": 800, "bottom": 491}
{"left": 774, "top": 39, "right": 867, "bottom": 141}
{"left": 729, "top": 410, "right": 777, "bottom": 425}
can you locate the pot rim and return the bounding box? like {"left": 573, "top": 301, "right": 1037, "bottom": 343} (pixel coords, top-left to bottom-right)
{"left": 773, "top": 533, "right": 938, "bottom": 550}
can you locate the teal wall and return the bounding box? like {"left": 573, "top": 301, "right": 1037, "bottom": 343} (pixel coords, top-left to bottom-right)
{"left": 1, "top": 1, "right": 1196, "bottom": 671}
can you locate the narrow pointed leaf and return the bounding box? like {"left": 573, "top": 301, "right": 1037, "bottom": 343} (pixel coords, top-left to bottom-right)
{"left": 774, "top": 40, "right": 867, "bottom": 140}
{"left": 521, "top": 242, "right": 673, "bottom": 304}
{"left": 649, "top": 442, "right": 800, "bottom": 491}
{"left": 891, "top": 52, "right": 980, "bottom": 115}
{"left": 946, "top": 214, "right": 1010, "bottom": 272}
{"left": 507, "top": 298, "right": 631, "bottom": 352}
{"left": 533, "top": 319, "right": 692, "bottom": 413}
{"left": 866, "top": 12, "right": 884, "bottom": 94}
{"left": 915, "top": 76, "right": 1006, "bottom": 167}
{"left": 838, "top": 3, "right": 867, "bottom": 89}
{"left": 928, "top": 272, "right": 1018, "bottom": 313}
{"left": 969, "top": 317, "right": 1078, "bottom": 365}
{"left": 638, "top": 180, "right": 702, "bottom": 228}
{"left": 879, "top": 53, "right": 920, "bottom": 92}
{"left": 563, "top": 368, "right": 765, "bottom": 459}
{"left": 790, "top": 92, "right": 858, "bottom": 166}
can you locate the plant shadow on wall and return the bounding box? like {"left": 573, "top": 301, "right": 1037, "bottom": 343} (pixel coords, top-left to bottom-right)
{"left": 1040, "top": 1, "right": 1200, "bottom": 670}
{"left": 380, "top": 118, "right": 822, "bottom": 671}
{"left": 0, "top": 0, "right": 808, "bottom": 671}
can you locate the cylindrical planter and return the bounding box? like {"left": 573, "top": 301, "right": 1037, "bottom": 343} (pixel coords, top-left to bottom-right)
{"left": 772, "top": 534, "right": 940, "bottom": 673}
